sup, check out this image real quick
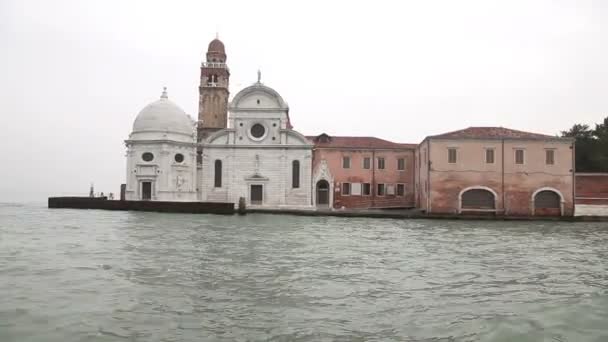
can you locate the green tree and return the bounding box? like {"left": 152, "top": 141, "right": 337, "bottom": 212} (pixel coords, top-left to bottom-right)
{"left": 562, "top": 118, "right": 608, "bottom": 172}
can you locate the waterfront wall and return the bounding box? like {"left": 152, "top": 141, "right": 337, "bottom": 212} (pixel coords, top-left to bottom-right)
{"left": 48, "top": 197, "right": 234, "bottom": 214}
{"left": 575, "top": 173, "right": 608, "bottom": 205}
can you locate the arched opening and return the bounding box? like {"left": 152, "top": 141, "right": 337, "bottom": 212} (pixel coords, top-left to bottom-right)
{"left": 214, "top": 160, "right": 222, "bottom": 188}
{"left": 534, "top": 189, "right": 562, "bottom": 216}
{"left": 316, "top": 180, "right": 330, "bottom": 208}
{"left": 461, "top": 188, "right": 495, "bottom": 210}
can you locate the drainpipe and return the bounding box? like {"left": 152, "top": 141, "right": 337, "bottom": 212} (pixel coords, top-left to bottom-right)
{"left": 427, "top": 139, "right": 431, "bottom": 213}
{"left": 502, "top": 139, "right": 505, "bottom": 215}
{"left": 372, "top": 149, "right": 376, "bottom": 208}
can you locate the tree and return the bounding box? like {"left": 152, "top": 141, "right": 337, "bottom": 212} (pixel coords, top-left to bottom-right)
{"left": 562, "top": 117, "right": 608, "bottom": 172}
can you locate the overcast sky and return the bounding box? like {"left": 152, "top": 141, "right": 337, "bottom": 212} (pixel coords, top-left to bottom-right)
{"left": 1, "top": 0, "right": 606, "bottom": 202}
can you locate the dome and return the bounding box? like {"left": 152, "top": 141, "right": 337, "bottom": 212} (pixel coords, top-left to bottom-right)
{"left": 132, "top": 88, "right": 193, "bottom": 136}
{"left": 208, "top": 38, "right": 225, "bottom": 54}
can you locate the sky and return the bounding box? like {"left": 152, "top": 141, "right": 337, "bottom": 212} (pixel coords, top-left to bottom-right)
{"left": 0, "top": 0, "right": 606, "bottom": 202}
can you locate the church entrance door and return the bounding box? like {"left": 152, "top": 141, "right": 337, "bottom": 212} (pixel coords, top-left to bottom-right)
{"left": 316, "top": 180, "right": 330, "bottom": 207}
{"left": 142, "top": 182, "right": 152, "bottom": 200}
{"left": 250, "top": 184, "right": 263, "bottom": 205}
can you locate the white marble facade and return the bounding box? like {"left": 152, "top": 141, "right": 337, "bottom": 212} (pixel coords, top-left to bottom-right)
{"left": 125, "top": 88, "right": 198, "bottom": 201}
{"left": 199, "top": 81, "right": 314, "bottom": 209}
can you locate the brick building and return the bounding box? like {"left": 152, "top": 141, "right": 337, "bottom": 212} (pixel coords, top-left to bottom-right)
{"left": 309, "top": 134, "right": 416, "bottom": 209}
{"left": 416, "top": 127, "right": 575, "bottom": 216}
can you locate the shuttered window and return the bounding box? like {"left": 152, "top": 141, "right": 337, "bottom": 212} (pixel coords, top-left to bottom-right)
{"left": 377, "top": 157, "right": 385, "bottom": 170}
{"left": 363, "top": 157, "right": 371, "bottom": 169}
{"left": 397, "top": 184, "right": 405, "bottom": 196}
{"left": 486, "top": 149, "right": 495, "bottom": 164}
{"left": 448, "top": 148, "right": 457, "bottom": 163}
{"left": 342, "top": 183, "right": 351, "bottom": 195}
{"left": 397, "top": 158, "right": 405, "bottom": 170}
{"left": 461, "top": 189, "right": 495, "bottom": 209}
{"left": 342, "top": 156, "right": 351, "bottom": 169}
{"left": 362, "top": 183, "right": 371, "bottom": 196}
{"left": 546, "top": 150, "right": 555, "bottom": 165}
{"left": 377, "top": 184, "right": 385, "bottom": 196}
{"left": 515, "top": 149, "right": 525, "bottom": 164}
{"left": 534, "top": 190, "right": 560, "bottom": 208}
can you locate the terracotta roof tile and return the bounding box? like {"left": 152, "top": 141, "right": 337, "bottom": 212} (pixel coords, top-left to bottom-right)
{"left": 429, "top": 127, "right": 557, "bottom": 140}
{"left": 307, "top": 134, "right": 416, "bottom": 149}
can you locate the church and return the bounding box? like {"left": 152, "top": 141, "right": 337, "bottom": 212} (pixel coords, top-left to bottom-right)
{"left": 124, "top": 37, "right": 313, "bottom": 209}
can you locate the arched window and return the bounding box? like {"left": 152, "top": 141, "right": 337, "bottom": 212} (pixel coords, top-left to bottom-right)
{"left": 292, "top": 160, "right": 300, "bottom": 188}
{"left": 461, "top": 188, "right": 495, "bottom": 209}
{"left": 534, "top": 190, "right": 560, "bottom": 209}
{"left": 214, "top": 160, "right": 222, "bottom": 188}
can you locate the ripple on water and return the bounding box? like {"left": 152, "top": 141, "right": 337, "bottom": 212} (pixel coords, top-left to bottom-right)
{"left": 0, "top": 206, "right": 607, "bottom": 341}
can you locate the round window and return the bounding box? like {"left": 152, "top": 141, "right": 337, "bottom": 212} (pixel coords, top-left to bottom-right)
{"left": 142, "top": 152, "right": 154, "bottom": 162}
{"left": 250, "top": 124, "right": 266, "bottom": 139}
{"left": 174, "top": 153, "right": 184, "bottom": 163}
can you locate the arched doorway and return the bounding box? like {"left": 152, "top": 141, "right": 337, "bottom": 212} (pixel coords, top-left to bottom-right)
{"left": 461, "top": 188, "right": 496, "bottom": 210}
{"left": 533, "top": 189, "right": 562, "bottom": 216}
{"left": 316, "top": 180, "right": 330, "bottom": 208}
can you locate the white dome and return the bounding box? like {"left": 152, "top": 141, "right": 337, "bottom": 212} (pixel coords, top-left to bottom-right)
{"left": 132, "top": 88, "right": 193, "bottom": 136}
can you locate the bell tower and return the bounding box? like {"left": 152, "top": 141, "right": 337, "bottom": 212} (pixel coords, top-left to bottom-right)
{"left": 198, "top": 37, "right": 230, "bottom": 141}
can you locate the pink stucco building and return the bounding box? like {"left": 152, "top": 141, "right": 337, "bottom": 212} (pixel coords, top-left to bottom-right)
{"left": 415, "top": 127, "right": 575, "bottom": 216}
{"left": 309, "top": 134, "right": 416, "bottom": 209}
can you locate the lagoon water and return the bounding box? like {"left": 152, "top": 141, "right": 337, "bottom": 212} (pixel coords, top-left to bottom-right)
{"left": 1, "top": 203, "right": 607, "bottom": 341}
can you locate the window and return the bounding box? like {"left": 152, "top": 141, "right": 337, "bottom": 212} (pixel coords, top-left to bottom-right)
{"left": 342, "top": 156, "right": 351, "bottom": 169}
{"left": 377, "top": 183, "right": 385, "bottom": 196}
{"left": 214, "top": 160, "right": 222, "bottom": 187}
{"left": 363, "top": 157, "right": 371, "bottom": 169}
{"left": 397, "top": 158, "right": 405, "bottom": 170}
{"left": 362, "top": 183, "right": 371, "bottom": 196}
{"left": 292, "top": 160, "right": 300, "bottom": 188}
{"left": 250, "top": 123, "right": 266, "bottom": 138}
{"left": 142, "top": 152, "right": 154, "bottom": 162}
{"left": 377, "top": 157, "right": 385, "bottom": 170}
{"left": 342, "top": 182, "right": 351, "bottom": 195}
{"left": 546, "top": 149, "right": 555, "bottom": 165}
{"left": 397, "top": 184, "right": 405, "bottom": 196}
{"left": 387, "top": 184, "right": 395, "bottom": 195}
{"left": 485, "top": 149, "right": 495, "bottom": 164}
{"left": 351, "top": 183, "right": 362, "bottom": 195}
{"left": 448, "top": 148, "right": 457, "bottom": 163}
{"left": 174, "top": 153, "right": 184, "bottom": 163}
{"left": 515, "top": 149, "right": 525, "bottom": 164}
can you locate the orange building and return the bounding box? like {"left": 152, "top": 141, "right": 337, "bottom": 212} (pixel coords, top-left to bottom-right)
{"left": 415, "top": 127, "right": 575, "bottom": 216}
{"left": 309, "top": 134, "right": 416, "bottom": 209}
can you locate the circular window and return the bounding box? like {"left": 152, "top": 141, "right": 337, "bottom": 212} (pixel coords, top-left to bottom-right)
{"left": 174, "top": 153, "right": 184, "bottom": 163}
{"left": 142, "top": 152, "right": 154, "bottom": 162}
{"left": 250, "top": 124, "right": 266, "bottom": 139}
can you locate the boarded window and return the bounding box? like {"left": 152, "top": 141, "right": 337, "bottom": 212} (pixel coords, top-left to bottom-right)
{"left": 448, "top": 148, "right": 457, "bottom": 163}
{"left": 214, "top": 160, "right": 222, "bottom": 188}
{"left": 461, "top": 189, "right": 495, "bottom": 209}
{"left": 351, "top": 183, "right": 362, "bottom": 195}
{"left": 342, "top": 183, "right": 351, "bottom": 195}
{"left": 386, "top": 184, "right": 395, "bottom": 195}
{"left": 486, "top": 149, "right": 494, "bottom": 164}
{"left": 397, "top": 184, "right": 405, "bottom": 196}
{"left": 377, "top": 183, "right": 385, "bottom": 196}
{"left": 546, "top": 150, "right": 555, "bottom": 165}
{"left": 362, "top": 183, "right": 371, "bottom": 196}
{"left": 397, "top": 158, "right": 405, "bottom": 170}
{"left": 342, "top": 156, "right": 351, "bottom": 169}
{"left": 515, "top": 149, "right": 525, "bottom": 164}
{"left": 534, "top": 190, "right": 560, "bottom": 209}
{"left": 377, "top": 157, "right": 385, "bottom": 169}
{"left": 292, "top": 160, "right": 300, "bottom": 188}
{"left": 363, "top": 157, "right": 371, "bottom": 169}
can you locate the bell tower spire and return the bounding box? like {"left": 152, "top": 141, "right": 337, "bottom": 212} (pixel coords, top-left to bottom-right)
{"left": 198, "top": 37, "right": 230, "bottom": 141}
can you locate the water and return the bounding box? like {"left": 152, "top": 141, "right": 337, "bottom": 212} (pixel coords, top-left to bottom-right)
{"left": 1, "top": 203, "right": 607, "bottom": 342}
